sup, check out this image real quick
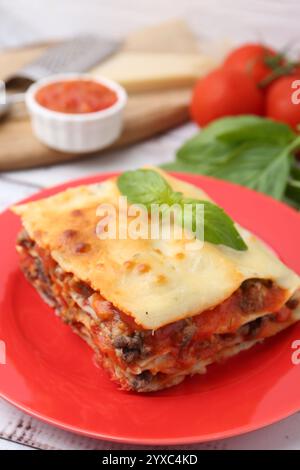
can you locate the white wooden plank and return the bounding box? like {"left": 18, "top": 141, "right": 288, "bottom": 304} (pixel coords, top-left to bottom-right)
{"left": 1, "top": 399, "right": 300, "bottom": 450}
{"left": 0, "top": 178, "right": 43, "bottom": 212}
{"left": 0, "top": 437, "right": 34, "bottom": 450}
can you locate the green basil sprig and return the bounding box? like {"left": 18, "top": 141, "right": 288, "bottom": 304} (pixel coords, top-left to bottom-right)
{"left": 117, "top": 169, "right": 247, "bottom": 251}
{"left": 162, "top": 115, "right": 300, "bottom": 207}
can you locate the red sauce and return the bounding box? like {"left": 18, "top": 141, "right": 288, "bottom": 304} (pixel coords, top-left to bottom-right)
{"left": 192, "top": 283, "right": 286, "bottom": 339}
{"left": 35, "top": 79, "right": 118, "bottom": 114}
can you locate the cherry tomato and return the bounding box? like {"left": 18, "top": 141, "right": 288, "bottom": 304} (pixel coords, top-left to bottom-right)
{"left": 223, "top": 43, "right": 278, "bottom": 85}
{"left": 190, "top": 67, "right": 264, "bottom": 127}
{"left": 265, "top": 75, "right": 300, "bottom": 131}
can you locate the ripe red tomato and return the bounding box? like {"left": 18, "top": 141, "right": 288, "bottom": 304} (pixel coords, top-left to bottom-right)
{"left": 190, "top": 67, "right": 264, "bottom": 127}
{"left": 265, "top": 75, "right": 300, "bottom": 131}
{"left": 223, "top": 43, "right": 277, "bottom": 85}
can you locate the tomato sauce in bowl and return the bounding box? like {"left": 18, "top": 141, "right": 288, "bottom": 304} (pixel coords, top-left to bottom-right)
{"left": 35, "top": 79, "right": 118, "bottom": 114}
{"left": 26, "top": 74, "right": 127, "bottom": 153}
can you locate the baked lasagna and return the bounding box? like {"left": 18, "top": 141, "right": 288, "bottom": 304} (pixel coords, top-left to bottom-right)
{"left": 12, "top": 170, "right": 300, "bottom": 392}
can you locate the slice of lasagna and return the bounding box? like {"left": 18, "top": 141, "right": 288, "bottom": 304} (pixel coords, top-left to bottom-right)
{"left": 12, "top": 170, "right": 300, "bottom": 392}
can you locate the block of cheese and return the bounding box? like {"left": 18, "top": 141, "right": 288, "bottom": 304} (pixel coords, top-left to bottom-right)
{"left": 123, "top": 19, "right": 201, "bottom": 54}
{"left": 91, "top": 52, "right": 215, "bottom": 92}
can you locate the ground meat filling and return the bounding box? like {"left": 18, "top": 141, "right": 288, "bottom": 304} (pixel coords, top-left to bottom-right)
{"left": 132, "top": 370, "right": 153, "bottom": 390}
{"left": 243, "top": 316, "right": 264, "bottom": 338}
{"left": 18, "top": 234, "right": 56, "bottom": 306}
{"left": 286, "top": 297, "right": 299, "bottom": 310}
{"left": 113, "top": 332, "right": 150, "bottom": 363}
{"left": 16, "top": 229, "right": 298, "bottom": 391}
{"left": 72, "top": 280, "right": 94, "bottom": 298}
{"left": 239, "top": 279, "right": 273, "bottom": 313}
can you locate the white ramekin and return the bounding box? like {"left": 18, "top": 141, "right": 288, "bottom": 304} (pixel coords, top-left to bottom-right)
{"left": 25, "top": 74, "right": 127, "bottom": 153}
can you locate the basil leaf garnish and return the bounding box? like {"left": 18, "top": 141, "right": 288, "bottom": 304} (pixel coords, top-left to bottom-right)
{"left": 117, "top": 169, "right": 247, "bottom": 251}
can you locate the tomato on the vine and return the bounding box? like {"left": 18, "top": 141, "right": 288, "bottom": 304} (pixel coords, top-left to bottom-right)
{"left": 265, "top": 75, "right": 300, "bottom": 131}
{"left": 190, "top": 67, "right": 264, "bottom": 127}
{"left": 223, "top": 43, "right": 278, "bottom": 85}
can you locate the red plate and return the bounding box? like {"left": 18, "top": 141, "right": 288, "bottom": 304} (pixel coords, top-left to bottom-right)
{"left": 0, "top": 173, "right": 300, "bottom": 445}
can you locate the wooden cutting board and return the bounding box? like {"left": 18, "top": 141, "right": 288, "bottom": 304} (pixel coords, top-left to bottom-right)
{"left": 0, "top": 20, "right": 200, "bottom": 171}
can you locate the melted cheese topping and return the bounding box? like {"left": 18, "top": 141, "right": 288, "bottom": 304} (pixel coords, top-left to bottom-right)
{"left": 12, "top": 170, "right": 300, "bottom": 330}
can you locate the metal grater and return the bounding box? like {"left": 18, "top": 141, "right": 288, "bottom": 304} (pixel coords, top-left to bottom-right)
{"left": 6, "top": 35, "right": 120, "bottom": 85}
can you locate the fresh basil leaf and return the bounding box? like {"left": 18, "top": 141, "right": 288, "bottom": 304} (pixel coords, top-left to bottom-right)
{"left": 174, "top": 143, "right": 290, "bottom": 200}
{"left": 290, "top": 163, "right": 300, "bottom": 181}
{"left": 283, "top": 196, "right": 300, "bottom": 211}
{"left": 211, "top": 144, "right": 291, "bottom": 199}
{"left": 217, "top": 118, "right": 295, "bottom": 146}
{"left": 177, "top": 140, "right": 244, "bottom": 172}
{"left": 283, "top": 195, "right": 300, "bottom": 210}
{"left": 180, "top": 198, "right": 248, "bottom": 251}
{"left": 117, "top": 169, "right": 181, "bottom": 209}
{"left": 117, "top": 169, "right": 248, "bottom": 251}
{"left": 178, "top": 116, "right": 294, "bottom": 151}
{"left": 285, "top": 178, "right": 300, "bottom": 208}
{"left": 167, "top": 116, "right": 295, "bottom": 201}
{"left": 181, "top": 115, "right": 262, "bottom": 146}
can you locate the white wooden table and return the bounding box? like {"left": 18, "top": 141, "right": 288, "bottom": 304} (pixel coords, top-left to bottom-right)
{"left": 1, "top": 0, "right": 300, "bottom": 451}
